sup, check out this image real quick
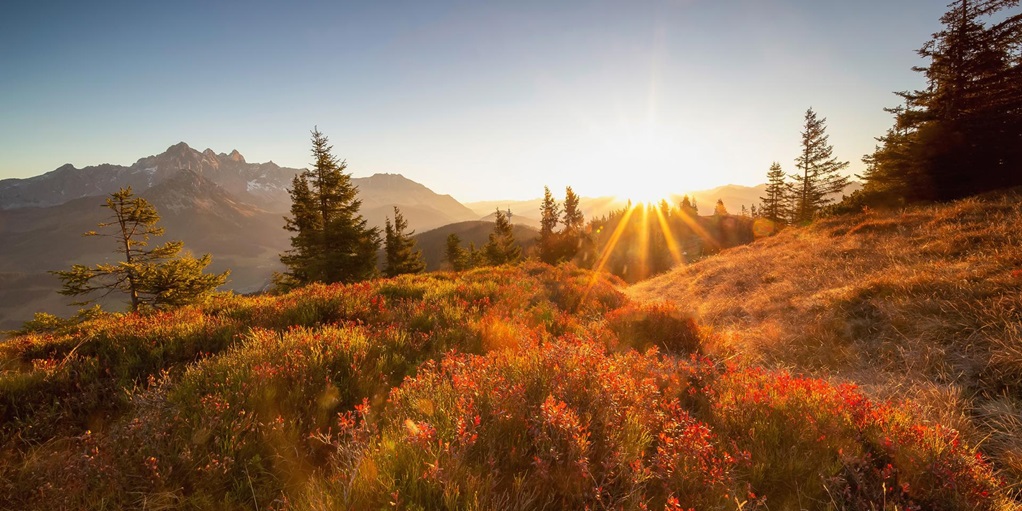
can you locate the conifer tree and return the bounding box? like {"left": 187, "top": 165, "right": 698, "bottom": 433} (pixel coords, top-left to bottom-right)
{"left": 791, "top": 109, "right": 850, "bottom": 222}
{"left": 280, "top": 128, "right": 380, "bottom": 287}
{"left": 445, "top": 233, "right": 469, "bottom": 271}
{"left": 862, "top": 0, "right": 1021, "bottom": 200}
{"left": 484, "top": 208, "right": 521, "bottom": 265}
{"left": 562, "top": 186, "right": 584, "bottom": 232}
{"left": 560, "top": 186, "right": 587, "bottom": 262}
{"left": 538, "top": 186, "right": 561, "bottom": 264}
{"left": 679, "top": 195, "right": 698, "bottom": 219}
{"left": 714, "top": 199, "right": 729, "bottom": 216}
{"left": 467, "top": 242, "right": 483, "bottom": 268}
{"left": 383, "top": 207, "right": 426, "bottom": 277}
{"left": 759, "top": 162, "right": 789, "bottom": 223}
{"left": 52, "top": 187, "right": 228, "bottom": 311}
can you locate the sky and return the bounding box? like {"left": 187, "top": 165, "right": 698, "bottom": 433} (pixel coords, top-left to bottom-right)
{"left": 1, "top": 0, "right": 950, "bottom": 202}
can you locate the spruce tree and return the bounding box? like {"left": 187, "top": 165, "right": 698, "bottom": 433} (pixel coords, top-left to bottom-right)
{"left": 560, "top": 186, "right": 586, "bottom": 262}
{"left": 714, "top": 199, "right": 729, "bottom": 216}
{"left": 538, "top": 186, "right": 561, "bottom": 264}
{"left": 279, "top": 128, "right": 380, "bottom": 287}
{"left": 562, "top": 186, "right": 584, "bottom": 232}
{"left": 383, "top": 207, "right": 426, "bottom": 277}
{"left": 679, "top": 195, "right": 698, "bottom": 218}
{"left": 445, "top": 233, "right": 469, "bottom": 271}
{"left": 484, "top": 208, "right": 521, "bottom": 266}
{"left": 791, "top": 109, "right": 850, "bottom": 222}
{"left": 759, "top": 162, "right": 789, "bottom": 223}
{"left": 862, "top": 0, "right": 1021, "bottom": 200}
{"left": 52, "top": 187, "right": 228, "bottom": 311}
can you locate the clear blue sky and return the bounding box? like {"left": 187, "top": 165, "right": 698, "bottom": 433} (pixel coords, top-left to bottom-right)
{"left": 1, "top": 0, "right": 948, "bottom": 201}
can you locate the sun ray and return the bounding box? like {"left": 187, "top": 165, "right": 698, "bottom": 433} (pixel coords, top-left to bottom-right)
{"left": 674, "top": 208, "right": 721, "bottom": 252}
{"left": 583, "top": 203, "right": 637, "bottom": 299}
{"left": 652, "top": 205, "right": 685, "bottom": 266}
{"left": 638, "top": 204, "right": 651, "bottom": 281}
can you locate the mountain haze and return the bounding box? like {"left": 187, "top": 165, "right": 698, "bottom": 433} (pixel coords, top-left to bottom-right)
{"left": 0, "top": 143, "right": 480, "bottom": 329}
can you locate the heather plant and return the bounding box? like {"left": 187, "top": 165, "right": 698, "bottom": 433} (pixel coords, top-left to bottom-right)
{"left": 605, "top": 301, "right": 704, "bottom": 355}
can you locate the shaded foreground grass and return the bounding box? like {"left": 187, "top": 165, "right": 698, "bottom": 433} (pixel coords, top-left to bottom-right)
{"left": 0, "top": 263, "right": 1009, "bottom": 509}
{"left": 630, "top": 190, "right": 1022, "bottom": 499}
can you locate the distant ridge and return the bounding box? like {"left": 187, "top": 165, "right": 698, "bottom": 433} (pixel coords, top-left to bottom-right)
{"left": 0, "top": 142, "right": 479, "bottom": 231}
{"left": 0, "top": 143, "right": 481, "bottom": 329}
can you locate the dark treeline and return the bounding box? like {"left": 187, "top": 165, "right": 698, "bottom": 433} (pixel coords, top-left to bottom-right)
{"left": 858, "top": 0, "right": 1021, "bottom": 203}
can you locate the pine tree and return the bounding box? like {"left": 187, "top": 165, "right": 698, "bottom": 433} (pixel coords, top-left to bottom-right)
{"left": 862, "top": 0, "right": 1021, "bottom": 200}
{"left": 562, "top": 186, "right": 584, "bottom": 233}
{"left": 759, "top": 162, "right": 789, "bottom": 223}
{"left": 560, "top": 186, "right": 586, "bottom": 262}
{"left": 52, "top": 187, "right": 228, "bottom": 312}
{"left": 279, "top": 128, "right": 380, "bottom": 288}
{"left": 484, "top": 208, "right": 521, "bottom": 265}
{"left": 538, "top": 186, "right": 561, "bottom": 264}
{"left": 714, "top": 199, "right": 729, "bottom": 216}
{"left": 467, "top": 242, "right": 484, "bottom": 268}
{"left": 679, "top": 195, "right": 698, "bottom": 219}
{"left": 791, "top": 109, "right": 850, "bottom": 222}
{"left": 383, "top": 207, "right": 426, "bottom": 277}
{"left": 445, "top": 233, "right": 469, "bottom": 271}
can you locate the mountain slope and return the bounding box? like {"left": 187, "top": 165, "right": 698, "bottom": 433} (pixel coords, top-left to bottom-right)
{"left": 0, "top": 170, "right": 289, "bottom": 329}
{"left": 412, "top": 220, "right": 539, "bottom": 270}
{"left": 629, "top": 190, "right": 1022, "bottom": 486}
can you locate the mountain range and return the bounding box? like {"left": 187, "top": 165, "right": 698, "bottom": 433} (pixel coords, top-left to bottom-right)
{"left": 0, "top": 143, "right": 478, "bottom": 329}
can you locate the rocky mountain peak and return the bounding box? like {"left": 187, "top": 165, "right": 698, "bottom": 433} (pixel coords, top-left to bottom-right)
{"left": 227, "top": 149, "right": 245, "bottom": 163}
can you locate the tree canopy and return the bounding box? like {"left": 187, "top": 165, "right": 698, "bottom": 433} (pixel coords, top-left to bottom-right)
{"left": 383, "top": 207, "right": 426, "bottom": 277}
{"left": 279, "top": 128, "right": 380, "bottom": 288}
{"left": 52, "top": 187, "right": 228, "bottom": 312}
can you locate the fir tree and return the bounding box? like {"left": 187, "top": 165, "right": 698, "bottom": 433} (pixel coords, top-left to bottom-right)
{"left": 679, "top": 195, "right": 698, "bottom": 219}
{"left": 759, "top": 162, "right": 789, "bottom": 223}
{"left": 862, "top": 0, "right": 1021, "bottom": 200}
{"left": 791, "top": 109, "right": 850, "bottom": 222}
{"left": 560, "top": 186, "right": 586, "bottom": 262}
{"left": 484, "top": 208, "right": 521, "bottom": 265}
{"left": 562, "top": 186, "right": 584, "bottom": 233}
{"left": 279, "top": 128, "right": 380, "bottom": 288}
{"left": 538, "top": 186, "right": 561, "bottom": 264}
{"left": 383, "top": 207, "right": 425, "bottom": 277}
{"left": 714, "top": 199, "right": 729, "bottom": 216}
{"left": 445, "top": 233, "right": 469, "bottom": 271}
{"left": 52, "top": 187, "right": 228, "bottom": 312}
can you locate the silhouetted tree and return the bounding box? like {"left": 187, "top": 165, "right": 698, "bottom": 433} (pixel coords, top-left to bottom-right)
{"left": 791, "top": 109, "right": 850, "bottom": 222}
{"left": 538, "top": 186, "right": 561, "bottom": 264}
{"left": 714, "top": 199, "right": 729, "bottom": 216}
{"left": 445, "top": 233, "right": 469, "bottom": 271}
{"left": 52, "top": 187, "right": 228, "bottom": 311}
{"left": 484, "top": 209, "right": 521, "bottom": 265}
{"left": 861, "top": 0, "right": 1021, "bottom": 201}
{"left": 560, "top": 186, "right": 586, "bottom": 262}
{"left": 279, "top": 128, "right": 380, "bottom": 288}
{"left": 759, "top": 162, "right": 789, "bottom": 223}
{"left": 383, "top": 207, "right": 425, "bottom": 277}
{"left": 679, "top": 195, "right": 698, "bottom": 219}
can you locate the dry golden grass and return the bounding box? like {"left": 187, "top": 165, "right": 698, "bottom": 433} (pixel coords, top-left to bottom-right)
{"left": 629, "top": 190, "right": 1022, "bottom": 496}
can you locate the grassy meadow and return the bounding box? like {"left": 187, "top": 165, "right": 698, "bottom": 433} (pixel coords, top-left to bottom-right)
{"left": 631, "top": 190, "right": 1022, "bottom": 501}
{"left": 0, "top": 250, "right": 1014, "bottom": 509}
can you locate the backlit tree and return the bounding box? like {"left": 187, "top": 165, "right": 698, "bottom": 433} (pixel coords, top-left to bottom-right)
{"left": 52, "top": 187, "right": 228, "bottom": 311}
